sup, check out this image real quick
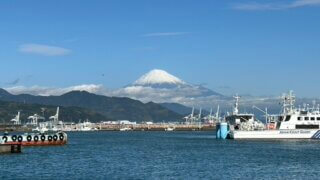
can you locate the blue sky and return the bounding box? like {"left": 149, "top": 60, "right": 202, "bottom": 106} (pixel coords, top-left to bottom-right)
{"left": 1, "top": 0, "right": 320, "bottom": 97}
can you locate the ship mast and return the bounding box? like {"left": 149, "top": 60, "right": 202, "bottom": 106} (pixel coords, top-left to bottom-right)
{"left": 233, "top": 95, "right": 240, "bottom": 115}
{"left": 281, "top": 90, "right": 296, "bottom": 114}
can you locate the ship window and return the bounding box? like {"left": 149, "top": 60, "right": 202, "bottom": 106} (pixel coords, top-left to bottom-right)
{"left": 301, "top": 111, "right": 308, "bottom": 115}
{"left": 305, "top": 117, "right": 309, "bottom": 121}
{"left": 317, "top": 117, "right": 320, "bottom": 121}
{"left": 296, "top": 124, "right": 319, "bottom": 129}
{"left": 298, "top": 117, "right": 301, "bottom": 121}
{"left": 285, "top": 116, "right": 291, "bottom": 121}
{"left": 311, "top": 117, "right": 315, "bottom": 121}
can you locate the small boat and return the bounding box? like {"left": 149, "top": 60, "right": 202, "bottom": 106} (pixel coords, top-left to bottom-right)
{"left": 76, "top": 119, "right": 96, "bottom": 131}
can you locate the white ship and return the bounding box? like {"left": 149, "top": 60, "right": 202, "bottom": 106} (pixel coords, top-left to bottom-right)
{"left": 119, "top": 127, "right": 132, "bottom": 131}
{"left": 217, "top": 91, "right": 320, "bottom": 139}
{"left": 165, "top": 127, "right": 175, "bottom": 131}
{"left": 76, "top": 119, "right": 97, "bottom": 131}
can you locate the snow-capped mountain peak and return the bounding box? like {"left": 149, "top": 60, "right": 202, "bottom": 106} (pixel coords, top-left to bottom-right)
{"left": 133, "top": 69, "right": 186, "bottom": 85}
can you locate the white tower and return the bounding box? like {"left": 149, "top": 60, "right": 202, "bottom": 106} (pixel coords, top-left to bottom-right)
{"left": 50, "top": 107, "right": 60, "bottom": 125}
{"left": 215, "top": 105, "right": 220, "bottom": 120}
{"left": 11, "top": 111, "right": 21, "bottom": 125}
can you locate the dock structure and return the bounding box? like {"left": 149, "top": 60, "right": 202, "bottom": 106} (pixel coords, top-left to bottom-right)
{"left": 0, "top": 124, "right": 31, "bottom": 132}
{"left": 0, "top": 143, "right": 22, "bottom": 154}
{"left": 1, "top": 122, "right": 215, "bottom": 132}
{"left": 97, "top": 123, "right": 216, "bottom": 131}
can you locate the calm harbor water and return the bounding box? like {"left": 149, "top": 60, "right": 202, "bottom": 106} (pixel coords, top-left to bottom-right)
{"left": 1, "top": 131, "right": 320, "bottom": 179}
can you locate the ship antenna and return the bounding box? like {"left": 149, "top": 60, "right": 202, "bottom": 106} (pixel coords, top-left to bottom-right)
{"left": 17, "top": 111, "right": 20, "bottom": 125}
{"left": 191, "top": 107, "right": 194, "bottom": 118}
{"left": 288, "top": 90, "right": 295, "bottom": 113}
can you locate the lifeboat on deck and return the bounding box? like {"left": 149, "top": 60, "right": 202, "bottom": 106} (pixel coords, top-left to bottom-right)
{"left": 267, "top": 123, "right": 277, "bottom": 130}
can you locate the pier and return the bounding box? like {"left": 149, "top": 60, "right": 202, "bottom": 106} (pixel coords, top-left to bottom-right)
{"left": 0, "top": 143, "right": 22, "bottom": 154}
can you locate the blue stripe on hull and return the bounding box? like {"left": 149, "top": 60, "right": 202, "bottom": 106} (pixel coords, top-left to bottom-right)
{"left": 312, "top": 130, "right": 320, "bottom": 139}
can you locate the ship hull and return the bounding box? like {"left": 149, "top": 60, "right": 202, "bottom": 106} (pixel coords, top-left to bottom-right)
{"left": 230, "top": 129, "right": 320, "bottom": 139}
{"left": 4, "top": 141, "right": 67, "bottom": 146}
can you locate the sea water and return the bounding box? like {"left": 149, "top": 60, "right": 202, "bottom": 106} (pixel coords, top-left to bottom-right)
{"left": 1, "top": 131, "right": 320, "bottom": 179}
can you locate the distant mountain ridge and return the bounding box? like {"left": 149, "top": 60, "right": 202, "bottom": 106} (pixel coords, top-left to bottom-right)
{"left": 3, "top": 69, "right": 225, "bottom": 107}
{"left": 0, "top": 89, "right": 183, "bottom": 122}
{"left": 0, "top": 88, "right": 12, "bottom": 97}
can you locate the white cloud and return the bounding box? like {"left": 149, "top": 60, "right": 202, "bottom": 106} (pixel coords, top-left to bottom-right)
{"left": 232, "top": 0, "right": 320, "bottom": 10}
{"left": 291, "top": 0, "right": 320, "bottom": 7}
{"left": 5, "top": 84, "right": 105, "bottom": 96}
{"left": 19, "top": 43, "right": 71, "bottom": 56}
{"left": 233, "top": 3, "right": 282, "bottom": 10}
{"left": 3, "top": 84, "right": 283, "bottom": 112}
{"left": 109, "top": 85, "right": 224, "bottom": 107}
{"left": 142, "top": 32, "right": 190, "bottom": 37}
{"left": 110, "top": 86, "right": 279, "bottom": 110}
{"left": 4, "top": 84, "right": 225, "bottom": 107}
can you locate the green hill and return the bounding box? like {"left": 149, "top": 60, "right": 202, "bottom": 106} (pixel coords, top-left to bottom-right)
{"left": 0, "top": 89, "right": 183, "bottom": 122}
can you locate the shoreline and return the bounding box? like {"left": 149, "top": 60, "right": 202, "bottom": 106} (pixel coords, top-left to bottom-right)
{"left": 0, "top": 123, "right": 216, "bottom": 132}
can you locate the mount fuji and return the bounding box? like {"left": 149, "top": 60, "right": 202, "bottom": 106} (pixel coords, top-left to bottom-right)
{"left": 112, "top": 69, "right": 224, "bottom": 104}
{"left": 132, "top": 69, "right": 186, "bottom": 88}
